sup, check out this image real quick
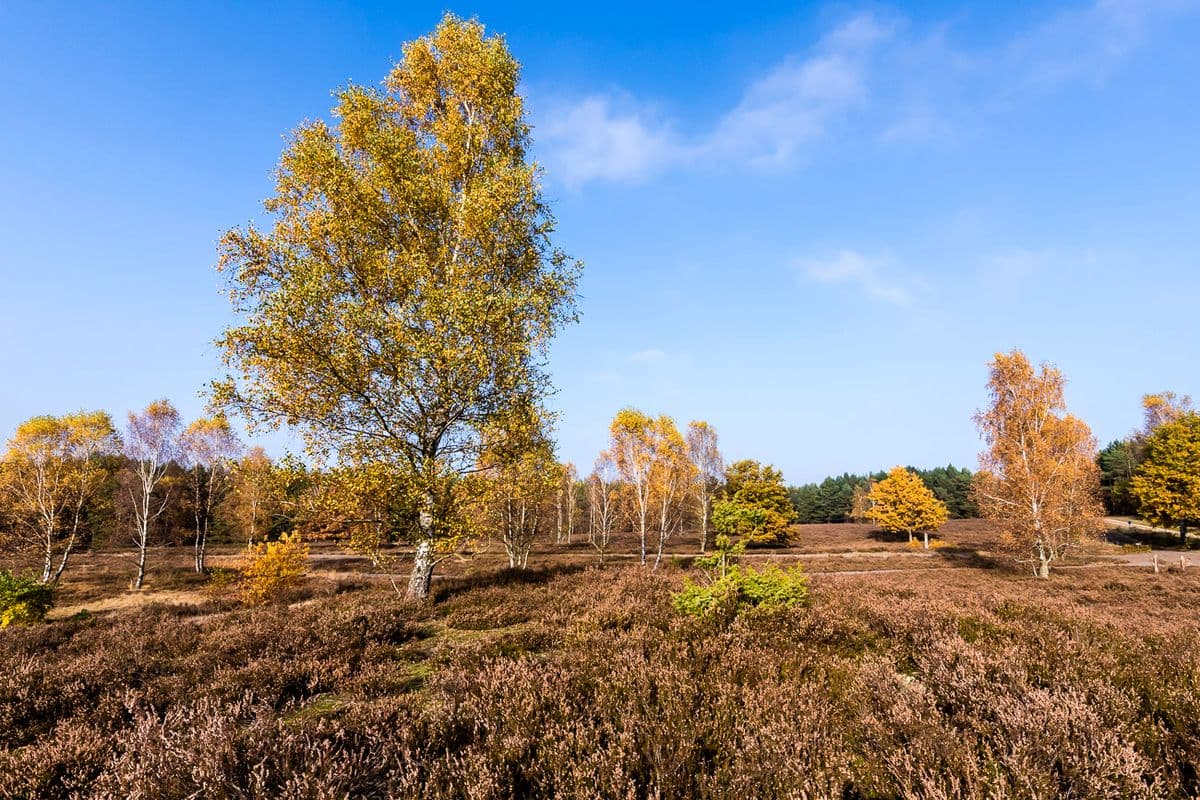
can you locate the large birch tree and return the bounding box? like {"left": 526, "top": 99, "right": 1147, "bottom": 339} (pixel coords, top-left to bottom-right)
{"left": 972, "top": 350, "right": 1103, "bottom": 578}
{"left": 213, "top": 16, "right": 580, "bottom": 597}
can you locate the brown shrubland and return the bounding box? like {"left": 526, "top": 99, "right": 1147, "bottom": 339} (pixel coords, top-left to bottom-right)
{"left": 2, "top": 535, "right": 1200, "bottom": 799}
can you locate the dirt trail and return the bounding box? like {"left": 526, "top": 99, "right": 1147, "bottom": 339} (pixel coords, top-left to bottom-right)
{"left": 48, "top": 590, "right": 211, "bottom": 620}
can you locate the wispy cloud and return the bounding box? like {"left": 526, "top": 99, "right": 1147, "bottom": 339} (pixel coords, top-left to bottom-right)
{"left": 628, "top": 348, "right": 667, "bottom": 363}
{"left": 538, "top": 12, "right": 890, "bottom": 186}
{"left": 1006, "top": 0, "right": 1200, "bottom": 88}
{"left": 796, "top": 250, "right": 915, "bottom": 306}
{"left": 538, "top": 97, "right": 680, "bottom": 187}
{"left": 537, "top": 1, "right": 1198, "bottom": 187}
{"left": 705, "top": 14, "right": 890, "bottom": 165}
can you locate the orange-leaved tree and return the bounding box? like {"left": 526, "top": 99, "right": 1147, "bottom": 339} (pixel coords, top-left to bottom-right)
{"left": 866, "top": 466, "right": 949, "bottom": 548}
{"left": 972, "top": 350, "right": 1103, "bottom": 578}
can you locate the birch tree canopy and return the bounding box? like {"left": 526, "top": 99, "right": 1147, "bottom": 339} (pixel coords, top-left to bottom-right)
{"left": 213, "top": 15, "right": 581, "bottom": 597}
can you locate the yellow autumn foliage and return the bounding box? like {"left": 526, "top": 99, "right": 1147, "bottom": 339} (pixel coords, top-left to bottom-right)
{"left": 867, "top": 466, "right": 949, "bottom": 548}
{"left": 240, "top": 532, "right": 309, "bottom": 605}
{"left": 1130, "top": 413, "right": 1200, "bottom": 534}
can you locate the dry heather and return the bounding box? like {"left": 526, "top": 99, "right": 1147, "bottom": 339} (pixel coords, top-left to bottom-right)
{"left": 2, "top": 553, "right": 1200, "bottom": 799}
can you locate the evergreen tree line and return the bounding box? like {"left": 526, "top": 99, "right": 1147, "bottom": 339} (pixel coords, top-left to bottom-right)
{"left": 788, "top": 465, "right": 977, "bottom": 524}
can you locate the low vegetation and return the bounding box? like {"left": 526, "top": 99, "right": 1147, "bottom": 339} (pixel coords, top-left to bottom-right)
{"left": 0, "top": 569, "right": 53, "bottom": 627}
{"left": 1, "top": 554, "right": 1199, "bottom": 798}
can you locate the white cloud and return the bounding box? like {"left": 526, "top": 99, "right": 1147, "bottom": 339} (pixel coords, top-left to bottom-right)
{"left": 538, "top": 97, "right": 680, "bottom": 188}
{"left": 706, "top": 53, "right": 866, "bottom": 165}
{"left": 538, "top": 12, "right": 889, "bottom": 185}
{"left": 536, "top": 2, "right": 1198, "bottom": 187}
{"left": 1007, "top": 0, "right": 1200, "bottom": 88}
{"left": 797, "top": 250, "right": 914, "bottom": 306}
{"left": 628, "top": 348, "right": 667, "bottom": 363}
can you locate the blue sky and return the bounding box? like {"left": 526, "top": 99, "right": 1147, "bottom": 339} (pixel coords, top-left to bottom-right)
{"left": 1, "top": 1, "right": 1197, "bottom": 483}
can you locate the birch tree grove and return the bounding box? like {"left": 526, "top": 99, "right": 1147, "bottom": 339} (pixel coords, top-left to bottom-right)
{"left": 124, "top": 400, "right": 182, "bottom": 590}
{"left": 685, "top": 420, "right": 724, "bottom": 553}
{"left": 212, "top": 15, "right": 580, "bottom": 598}
{"left": 972, "top": 350, "right": 1103, "bottom": 578}
{"left": 0, "top": 412, "right": 119, "bottom": 583}
{"left": 180, "top": 416, "right": 242, "bottom": 573}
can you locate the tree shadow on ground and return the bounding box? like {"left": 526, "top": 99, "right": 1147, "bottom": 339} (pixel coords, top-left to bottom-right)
{"left": 866, "top": 529, "right": 914, "bottom": 544}
{"left": 1104, "top": 526, "right": 1196, "bottom": 551}
{"left": 933, "top": 545, "right": 1011, "bottom": 572}
{"left": 432, "top": 562, "right": 591, "bottom": 602}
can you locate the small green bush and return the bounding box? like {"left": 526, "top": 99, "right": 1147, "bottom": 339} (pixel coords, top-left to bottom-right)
{"left": 0, "top": 570, "right": 54, "bottom": 627}
{"left": 673, "top": 564, "right": 808, "bottom": 618}
{"left": 205, "top": 567, "right": 241, "bottom": 595}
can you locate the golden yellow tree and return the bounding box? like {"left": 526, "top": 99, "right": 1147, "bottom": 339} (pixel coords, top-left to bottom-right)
{"left": 0, "top": 412, "right": 119, "bottom": 583}
{"left": 1130, "top": 413, "right": 1200, "bottom": 545}
{"left": 1141, "top": 391, "right": 1194, "bottom": 435}
{"left": 648, "top": 415, "right": 695, "bottom": 569}
{"left": 227, "top": 446, "right": 278, "bottom": 546}
{"left": 470, "top": 404, "right": 558, "bottom": 569}
{"left": 213, "top": 16, "right": 580, "bottom": 598}
{"left": 609, "top": 408, "right": 656, "bottom": 565}
{"left": 972, "top": 350, "right": 1103, "bottom": 578}
{"left": 866, "top": 467, "right": 948, "bottom": 548}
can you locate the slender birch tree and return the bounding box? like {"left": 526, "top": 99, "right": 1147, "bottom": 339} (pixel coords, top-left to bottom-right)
{"left": 124, "top": 400, "right": 181, "bottom": 590}
{"left": 685, "top": 420, "right": 724, "bottom": 553}
{"left": 609, "top": 408, "right": 656, "bottom": 565}
{"left": 213, "top": 16, "right": 580, "bottom": 598}
{"left": 586, "top": 451, "right": 619, "bottom": 563}
{"left": 972, "top": 350, "right": 1103, "bottom": 578}
{"left": 180, "top": 415, "right": 242, "bottom": 572}
{"left": 649, "top": 416, "right": 694, "bottom": 569}
{"left": 562, "top": 461, "right": 578, "bottom": 544}
{"left": 0, "top": 411, "right": 119, "bottom": 583}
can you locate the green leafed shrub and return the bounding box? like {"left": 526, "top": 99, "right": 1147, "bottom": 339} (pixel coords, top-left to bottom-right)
{"left": 673, "top": 564, "right": 808, "bottom": 618}
{"left": 0, "top": 570, "right": 54, "bottom": 627}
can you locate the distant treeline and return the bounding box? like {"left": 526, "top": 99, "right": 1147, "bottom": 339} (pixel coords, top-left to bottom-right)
{"left": 788, "top": 465, "right": 977, "bottom": 523}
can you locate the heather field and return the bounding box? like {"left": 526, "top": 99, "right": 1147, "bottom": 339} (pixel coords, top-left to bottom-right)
{"left": 4, "top": 521, "right": 1200, "bottom": 799}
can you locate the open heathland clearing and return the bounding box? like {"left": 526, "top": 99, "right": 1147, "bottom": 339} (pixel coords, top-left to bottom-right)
{"left": 3, "top": 520, "right": 1200, "bottom": 799}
